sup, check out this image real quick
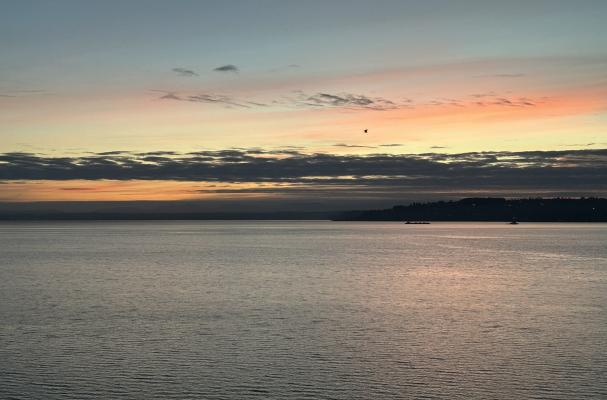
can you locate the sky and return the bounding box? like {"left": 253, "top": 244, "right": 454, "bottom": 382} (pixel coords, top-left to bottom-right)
{"left": 1, "top": 1, "right": 607, "bottom": 208}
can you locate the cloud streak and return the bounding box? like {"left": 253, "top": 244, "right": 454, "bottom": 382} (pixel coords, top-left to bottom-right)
{"left": 172, "top": 68, "right": 198, "bottom": 77}
{"left": 213, "top": 64, "right": 239, "bottom": 73}
{"left": 155, "top": 90, "right": 255, "bottom": 108}
{"left": 154, "top": 88, "right": 545, "bottom": 113}
{"left": 294, "top": 92, "right": 401, "bottom": 111}
{"left": 333, "top": 143, "right": 377, "bottom": 149}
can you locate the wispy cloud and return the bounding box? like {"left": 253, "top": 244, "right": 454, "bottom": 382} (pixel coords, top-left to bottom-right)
{"left": 153, "top": 86, "right": 546, "bottom": 113}
{"left": 269, "top": 64, "right": 301, "bottom": 73}
{"left": 333, "top": 143, "right": 377, "bottom": 149}
{"left": 427, "top": 95, "right": 538, "bottom": 108}
{"left": 97, "top": 150, "right": 133, "bottom": 155}
{"left": 213, "top": 64, "right": 239, "bottom": 73}
{"left": 59, "top": 187, "right": 96, "bottom": 191}
{"left": 159, "top": 92, "right": 181, "bottom": 100}
{"left": 185, "top": 94, "right": 251, "bottom": 108}
{"left": 155, "top": 89, "right": 403, "bottom": 111}
{"left": 292, "top": 91, "right": 402, "bottom": 111}
{"left": 154, "top": 90, "right": 254, "bottom": 108}
{"left": 149, "top": 90, "right": 181, "bottom": 100}
{"left": 172, "top": 67, "right": 198, "bottom": 77}
{"left": 559, "top": 142, "right": 607, "bottom": 148}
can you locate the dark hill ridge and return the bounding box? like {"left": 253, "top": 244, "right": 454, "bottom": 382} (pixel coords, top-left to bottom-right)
{"left": 333, "top": 198, "right": 607, "bottom": 222}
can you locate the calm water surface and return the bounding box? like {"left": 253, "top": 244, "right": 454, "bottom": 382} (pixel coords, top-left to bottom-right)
{"left": 1, "top": 221, "right": 606, "bottom": 399}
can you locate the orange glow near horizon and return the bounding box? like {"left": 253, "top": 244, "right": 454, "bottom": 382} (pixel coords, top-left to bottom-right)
{"left": 0, "top": 180, "right": 288, "bottom": 202}
{"left": 2, "top": 51, "right": 607, "bottom": 202}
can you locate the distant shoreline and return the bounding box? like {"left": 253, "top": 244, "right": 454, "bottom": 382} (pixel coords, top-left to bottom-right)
{"left": 0, "top": 197, "right": 605, "bottom": 222}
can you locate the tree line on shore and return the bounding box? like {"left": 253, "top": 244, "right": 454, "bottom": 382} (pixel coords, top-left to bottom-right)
{"left": 333, "top": 197, "right": 607, "bottom": 222}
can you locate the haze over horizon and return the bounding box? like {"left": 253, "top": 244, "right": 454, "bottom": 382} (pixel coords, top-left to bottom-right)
{"left": 2, "top": 1, "right": 607, "bottom": 208}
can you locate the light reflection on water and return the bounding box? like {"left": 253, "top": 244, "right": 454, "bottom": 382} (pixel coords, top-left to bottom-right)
{"left": 1, "top": 221, "right": 606, "bottom": 399}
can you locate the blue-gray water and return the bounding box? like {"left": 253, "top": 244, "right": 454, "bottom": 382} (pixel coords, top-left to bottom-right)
{"left": 1, "top": 221, "right": 606, "bottom": 399}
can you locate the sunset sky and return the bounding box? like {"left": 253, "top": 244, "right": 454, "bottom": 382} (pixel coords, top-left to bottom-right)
{"left": 1, "top": 1, "right": 606, "bottom": 207}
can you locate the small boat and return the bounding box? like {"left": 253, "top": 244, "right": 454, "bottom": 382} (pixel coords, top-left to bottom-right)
{"left": 405, "top": 221, "right": 431, "bottom": 225}
{"left": 509, "top": 220, "right": 519, "bottom": 225}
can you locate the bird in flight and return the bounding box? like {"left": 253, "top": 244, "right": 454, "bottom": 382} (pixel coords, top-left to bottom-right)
{"left": 364, "top": 129, "right": 368, "bottom": 133}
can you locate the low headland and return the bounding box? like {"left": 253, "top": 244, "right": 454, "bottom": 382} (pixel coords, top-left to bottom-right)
{"left": 333, "top": 197, "right": 607, "bottom": 222}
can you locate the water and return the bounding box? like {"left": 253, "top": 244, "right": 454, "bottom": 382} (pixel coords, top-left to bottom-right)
{"left": 1, "top": 221, "right": 606, "bottom": 399}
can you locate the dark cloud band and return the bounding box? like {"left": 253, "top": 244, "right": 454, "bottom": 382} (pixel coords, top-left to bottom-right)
{"left": 1, "top": 149, "right": 606, "bottom": 194}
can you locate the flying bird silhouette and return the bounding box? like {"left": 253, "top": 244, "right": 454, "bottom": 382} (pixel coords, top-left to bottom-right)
{"left": 364, "top": 129, "right": 368, "bottom": 133}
